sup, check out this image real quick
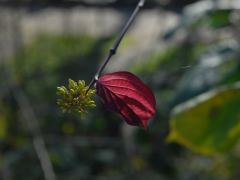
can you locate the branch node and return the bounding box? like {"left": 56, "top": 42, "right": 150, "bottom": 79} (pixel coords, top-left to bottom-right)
{"left": 87, "top": 0, "right": 145, "bottom": 87}
{"left": 110, "top": 48, "right": 116, "bottom": 55}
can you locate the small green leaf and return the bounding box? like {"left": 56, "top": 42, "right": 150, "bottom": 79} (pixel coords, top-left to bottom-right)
{"left": 56, "top": 87, "right": 66, "bottom": 95}
{"left": 68, "top": 79, "right": 77, "bottom": 89}
{"left": 57, "top": 79, "right": 96, "bottom": 114}
{"left": 78, "top": 80, "right": 85, "bottom": 89}
{"left": 167, "top": 82, "right": 240, "bottom": 155}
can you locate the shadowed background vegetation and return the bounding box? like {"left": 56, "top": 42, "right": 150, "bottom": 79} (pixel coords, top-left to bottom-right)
{"left": 0, "top": 0, "right": 240, "bottom": 179}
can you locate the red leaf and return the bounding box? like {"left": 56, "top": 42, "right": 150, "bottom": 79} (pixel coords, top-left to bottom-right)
{"left": 96, "top": 71, "right": 156, "bottom": 129}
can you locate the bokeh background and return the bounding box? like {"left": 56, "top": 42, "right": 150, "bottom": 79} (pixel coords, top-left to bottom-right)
{"left": 1, "top": 0, "right": 240, "bottom": 179}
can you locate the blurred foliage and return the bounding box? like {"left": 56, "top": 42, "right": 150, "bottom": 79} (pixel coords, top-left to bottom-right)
{"left": 168, "top": 83, "right": 240, "bottom": 155}
{"left": 131, "top": 8, "right": 240, "bottom": 180}
{"left": 1, "top": 3, "right": 240, "bottom": 180}
{"left": 1, "top": 34, "right": 123, "bottom": 179}
{"left": 132, "top": 43, "right": 203, "bottom": 74}
{"left": 190, "top": 10, "right": 231, "bottom": 30}
{"left": 1, "top": 0, "right": 200, "bottom": 9}
{"left": 207, "top": 10, "right": 231, "bottom": 28}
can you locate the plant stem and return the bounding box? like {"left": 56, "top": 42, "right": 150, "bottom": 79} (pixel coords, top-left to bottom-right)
{"left": 87, "top": 0, "right": 145, "bottom": 92}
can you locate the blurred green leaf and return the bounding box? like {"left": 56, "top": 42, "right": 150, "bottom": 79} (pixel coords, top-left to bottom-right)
{"left": 132, "top": 44, "right": 203, "bottom": 74}
{"left": 208, "top": 10, "right": 231, "bottom": 28}
{"left": 168, "top": 82, "right": 240, "bottom": 155}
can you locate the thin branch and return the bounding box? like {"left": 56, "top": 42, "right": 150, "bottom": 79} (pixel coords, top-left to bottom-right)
{"left": 87, "top": 0, "right": 145, "bottom": 92}
{"left": 12, "top": 89, "right": 56, "bottom": 180}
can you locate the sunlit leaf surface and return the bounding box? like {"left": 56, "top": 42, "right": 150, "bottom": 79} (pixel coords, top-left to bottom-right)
{"left": 168, "top": 82, "right": 240, "bottom": 154}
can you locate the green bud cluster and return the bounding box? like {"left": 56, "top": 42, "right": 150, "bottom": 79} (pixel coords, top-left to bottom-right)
{"left": 57, "top": 79, "right": 96, "bottom": 114}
